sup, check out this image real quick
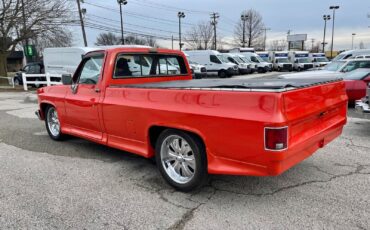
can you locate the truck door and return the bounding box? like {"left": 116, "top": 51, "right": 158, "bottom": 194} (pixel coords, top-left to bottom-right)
{"left": 64, "top": 53, "right": 104, "bottom": 141}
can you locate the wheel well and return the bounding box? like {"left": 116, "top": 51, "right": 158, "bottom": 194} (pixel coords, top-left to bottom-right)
{"left": 148, "top": 126, "right": 205, "bottom": 151}
{"left": 40, "top": 103, "right": 52, "bottom": 117}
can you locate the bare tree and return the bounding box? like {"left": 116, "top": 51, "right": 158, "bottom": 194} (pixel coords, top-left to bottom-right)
{"left": 95, "top": 32, "right": 157, "bottom": 47}
{"left": 185, "top": 21, "right": 213, "bottom": 50}
{"left": 95, "top": 32, "right": 121, "bottom": 46}
{"left": 234, "top": 9, "right": 264, "bottom": 48}
{"left": 269, "top": 39, "right": 287, "bottom": 51}
{"left": 0, "top": 0, "right": 72, "bottom": 79}
{"left": 33, "top": 30, "right": 73, "bottom": 56}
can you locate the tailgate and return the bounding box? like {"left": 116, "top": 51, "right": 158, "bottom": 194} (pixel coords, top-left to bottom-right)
{"left": 282, "top": 81, "right": 347, "bottom": 148}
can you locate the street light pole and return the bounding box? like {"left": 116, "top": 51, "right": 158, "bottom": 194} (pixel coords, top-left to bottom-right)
{"left": 117, "top": 0, "right": 127, "bottom": 45}
{"left": 262, "top": 27, "right": 271, "bottom": 51}
{"left": 322, "top": 15, "right": 330, "bottom": 53}
{"left": 177, "top": 12, "right": 185, "bottom": 50}
{"left": 329, "top": 5, "right": 339, "bottom": 58}
{"left": 352, "top": 33, "right": 356, "bottom": 50}
{"left": 241, "top": 14, "right": 248, "bottom": 48}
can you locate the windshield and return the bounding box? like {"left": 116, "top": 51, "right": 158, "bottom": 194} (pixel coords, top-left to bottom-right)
{"left": 235, "top": 56, "right": 246, "bottom": 63}
{"left": 324, "top": 61, "right": 346, "bottom": 71}
{"left": 218, "top": 54, "right": 231, "bottom": 63}
{"left": 332, "top": 53, "right": 351, "bottom": 61}
{"left": 239, "top": 56, "right": 250, "bottom": 63}
{"left": 250, "top": 55, "right": 263, "bottom": 63}
{"left": 297, "top": 58, "right": 310, "bottom": 63}
{"left": 316, "top": 57, "right": 329, "bottom": 62}
{"left": 259, "top": 56, "right": 269, "bottom": 62}
{"left": 343, "top": 69, "right": 370, "bottom": 80}
{"left": 276, "top": 58, "right": 290, "bottom": 63}
{"left": 188, "top": 60, "right": 198, "bottom": 65}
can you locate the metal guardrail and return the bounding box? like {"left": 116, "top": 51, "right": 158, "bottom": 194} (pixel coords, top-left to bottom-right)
{"left": 21, "top": 73, "right": 62, "bottom": 91}
{"left": 0, "top": 76, "right": 15, "bottom": 88}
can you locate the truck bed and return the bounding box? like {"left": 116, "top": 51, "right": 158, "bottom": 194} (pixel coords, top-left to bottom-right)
{"left": 112, "top": 77, "right": 342, "bottom": 92}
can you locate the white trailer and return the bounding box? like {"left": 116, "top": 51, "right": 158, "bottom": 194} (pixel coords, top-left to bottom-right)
{"left": 288, "top": 51, "right": 313, "bottom": 71}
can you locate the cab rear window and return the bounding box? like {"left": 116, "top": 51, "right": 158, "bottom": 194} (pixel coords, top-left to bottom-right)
{"left": 113, "top": 54, "right": 188, "bottom": 78}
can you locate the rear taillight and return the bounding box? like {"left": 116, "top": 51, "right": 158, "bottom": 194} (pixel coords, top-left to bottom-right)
{"left": 264, "top": 127, "right": 288, "bottom": 151}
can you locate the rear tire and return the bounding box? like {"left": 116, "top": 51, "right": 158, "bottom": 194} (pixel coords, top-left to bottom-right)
{"left": 45, "top": 106, "right": 65, "bottom": 141}
{"left": 155, "top": 129, "right": 208, "bottom": 191}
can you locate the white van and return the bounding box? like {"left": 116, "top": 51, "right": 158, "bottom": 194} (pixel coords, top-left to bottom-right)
{"left": 332, "top": 49, "right": 370, "bottom": 61}
{"left": 43, "top": 47, "right": 102, "bottom": 75}
{"left": 288, "top": 51, "right": 313, "bottom": 71}
{"left": 229, "top": 47, "right": 255, "bottom": 53}
{"left": 222, "top": 53, "right": 251, "bottom": 74}
{"left": 256, "top": 51, "right": 270, "bottom": 62}
{"left": 184, "top": 50, "right": 238, "bottom": 78}
{"left": 309, "top": 53, "right": 329, "bottom": 67}
{"left": 269, "top": 51, "right": 293, "bottom": 71}
{"left": 236, "top": 52, "right": 272, "bottom": 73}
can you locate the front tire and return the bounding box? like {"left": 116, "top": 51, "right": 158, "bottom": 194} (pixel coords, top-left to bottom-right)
{"left": 218, "top": 70, "right": 227, "bottom": 78}
{"left": 45, "top": 106, "right": 65, "bottom": 141}
{"left": 155, "top": 129, "right": 208, "bottom": 191}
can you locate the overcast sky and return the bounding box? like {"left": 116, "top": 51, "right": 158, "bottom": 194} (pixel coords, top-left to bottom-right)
{"left": 73, "top": 0, "right": 370, "bottom": 50}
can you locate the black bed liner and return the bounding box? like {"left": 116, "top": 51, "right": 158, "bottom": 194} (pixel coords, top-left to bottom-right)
{"left": 111, "top": 77, "right": 342, "bottom": 91}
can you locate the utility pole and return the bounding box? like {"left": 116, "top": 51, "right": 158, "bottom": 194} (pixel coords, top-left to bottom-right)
{"left": 311, "top": 38, "right": 315, "bottom": 51}
{"left": 329, "top": 5, "right": 340, "bottom": 58}
{"left": 117, "top": 0, "right": 128, "bottom": 45}
{"left": 351, "top": 33, "right": 356, "bottom": 50}
{"left": 210, "top": 12, "right": 219, "bottom": 50}
{"left": 322, "top": 15, "right": 331, "bottom": 53}
{"left": 171, "top": 35, "right": 174, "bottom": 49}
{"left": 21, "top": 0, "right": 29, "bottom": 63}
{"left": 262, "top": 27, "right": 271, "bottom": 51}
{"left": 241, "top": 13, "right": 248, "bottom": 48}
{"left": 178, "top": 12, "right": 185, "bottom": 50}
{"left": 76, "top": 0, "right": 88, "bottom": 47}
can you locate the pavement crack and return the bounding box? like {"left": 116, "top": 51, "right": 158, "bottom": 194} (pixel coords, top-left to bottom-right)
{"left": 167, "top": 203, "right": 202, "bottom": 230}
{"left": 210, "top": 164, "right": 370, "bottom": 197}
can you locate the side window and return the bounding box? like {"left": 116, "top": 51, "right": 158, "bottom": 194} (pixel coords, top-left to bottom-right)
{"left": 114, "top": 54, "right": 187, "bottom": 78}
{"left": 77, "top": 55, "right": 104, "bottom": 84}
{"left": 359, "top": 61, "right": 370, "bottom": 68}
{"left": 210, "top": 55, "right": 221, "bottom": 64}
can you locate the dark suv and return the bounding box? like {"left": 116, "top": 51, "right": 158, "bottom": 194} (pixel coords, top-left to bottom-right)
{"left": 13, "top": 62, "right": 44, "bottom": 86}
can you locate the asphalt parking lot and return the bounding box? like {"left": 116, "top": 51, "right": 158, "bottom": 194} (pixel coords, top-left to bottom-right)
{"left": 0, "top": 74, "right": 369, "bottom": 229}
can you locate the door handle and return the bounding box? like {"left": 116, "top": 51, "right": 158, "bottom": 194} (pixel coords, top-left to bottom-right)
{"left": 95, "top": 88, "right": 101, "bottom": 93}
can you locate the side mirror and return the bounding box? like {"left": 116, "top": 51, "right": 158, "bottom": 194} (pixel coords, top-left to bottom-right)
{"left": 363, "top": 76, "right": 370, "bottom": 82}
{"left": 62, "top": 74, "right": 72, "bottom": 85}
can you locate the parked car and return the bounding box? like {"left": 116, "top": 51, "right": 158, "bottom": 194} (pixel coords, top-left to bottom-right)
{"left": 342, "top": 68, "right": 370, "bottom": 103}
{"left": 36, "top": 46, "right": 347, "bottom": 191}
{"left": 355, "top": 85, "right": 370, "bottom": 119}
{"left": 13, "top": 62, "right": 44, "bottom": 86}
{"left": 332, "top": 49, "right": 370, "bottom": 61}
{"left": 280, "top": 59, "right": 370, "bottom": 78}
{"left": 188, "top": 60, "right": 207, "bottom": 79}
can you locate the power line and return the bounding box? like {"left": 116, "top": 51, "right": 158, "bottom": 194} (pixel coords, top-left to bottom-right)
{"left": 83, "top": 1, "right": 196, "bottom": 27}
{"left": 129, "top": 0, "right": 211, "bottom": 15}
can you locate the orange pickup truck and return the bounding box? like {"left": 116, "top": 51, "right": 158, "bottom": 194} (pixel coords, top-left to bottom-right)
{"left": 36, "top": 46, "right": 347, "bottom": 191}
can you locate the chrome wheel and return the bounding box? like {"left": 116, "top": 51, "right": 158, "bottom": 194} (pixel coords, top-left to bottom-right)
{"left": 160, "top": 135, "right": 196, "bottom": 184}
{"left": 47, "top": 107, "right": 60, "bottom": 137}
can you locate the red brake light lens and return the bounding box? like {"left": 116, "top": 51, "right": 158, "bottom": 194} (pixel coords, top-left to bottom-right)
{"left": 265, "top": 127, "right": 288, "bottom": 151}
